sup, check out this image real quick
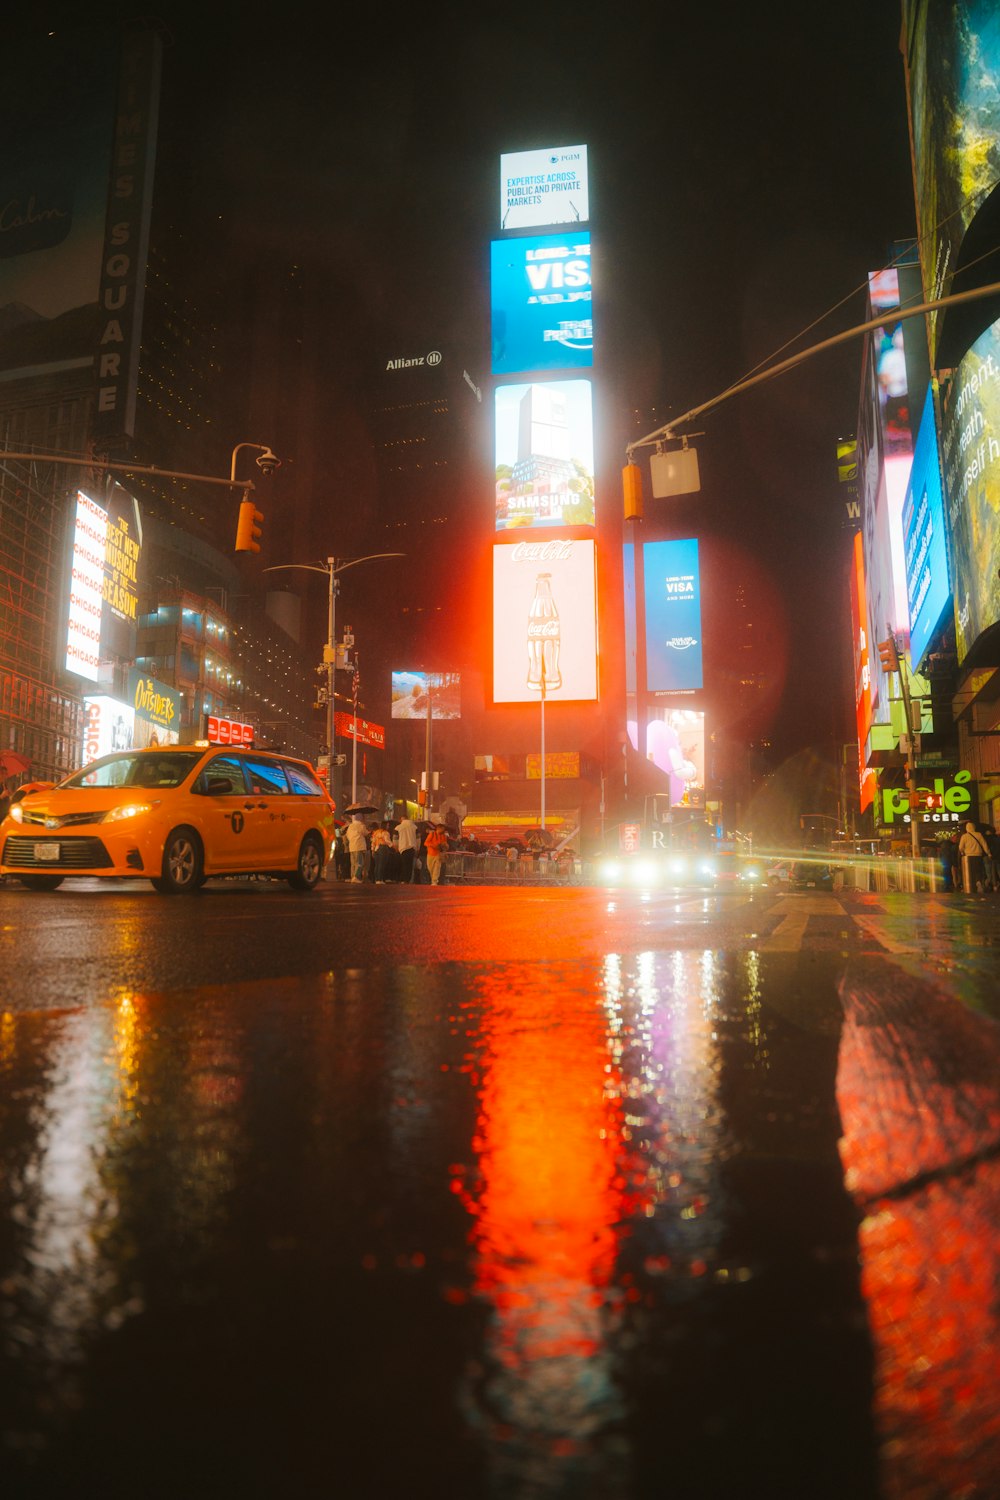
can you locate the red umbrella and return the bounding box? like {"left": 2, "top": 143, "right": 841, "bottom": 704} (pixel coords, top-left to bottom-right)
{"left": 0, "top": 750, "right": 31, "bottom": 779}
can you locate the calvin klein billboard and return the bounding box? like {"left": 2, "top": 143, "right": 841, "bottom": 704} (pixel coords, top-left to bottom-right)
{"left": 491, "top": 233, "right": 592, "bottom": 374}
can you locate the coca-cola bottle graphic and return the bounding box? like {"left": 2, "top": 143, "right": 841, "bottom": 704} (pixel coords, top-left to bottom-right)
{"left": 527, "top": 573, "right": 562, "bottom": 692}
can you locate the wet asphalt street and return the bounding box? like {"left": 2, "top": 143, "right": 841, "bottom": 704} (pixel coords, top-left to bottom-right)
{"left": 1, "top": 877, "right": 999, "bottom": 1500}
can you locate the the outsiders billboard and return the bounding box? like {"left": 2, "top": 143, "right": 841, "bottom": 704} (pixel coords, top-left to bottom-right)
{"left": 494, "top": 380, "right": 595, "bottom": 529}
{"left": 940, "top": 315, "right": 1000, "bottom": 662}
{"left": 65, "top": 487, "right": 142, "bottom": 680}
{"left": 643, "top": 539, "right": 704, "bottom": 693}
{"left": 492, "top": 538, "right": 597, "bottom": 703}
{"left": 903, "top": 387, "right": 950, "bottom": 673}
{"left": 391, "top": 671, "right": 461, "bottom": 720}
{"left": 499, "top": 144, "right": 589, "bottom": 231}
{"left": 127, "top": 669, "right": 181, "bottom": 746}
{"left": 491, "top": 233, "right": 592, "bottom": 374}
{"left": 903, "top": 0, "right": 1000, "bottom": 363}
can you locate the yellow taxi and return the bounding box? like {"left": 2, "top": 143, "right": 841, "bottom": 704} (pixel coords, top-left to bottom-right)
{"left": 0, "top": 745, "right": 335, "bottom": 894}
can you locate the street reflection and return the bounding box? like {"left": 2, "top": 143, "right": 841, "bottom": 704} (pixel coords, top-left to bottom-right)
{"left": 458, "top": 948, "right": 737, "bottom": 1489}
{"left": 837, "top": 958, "right": 1000, "bottom": 1499}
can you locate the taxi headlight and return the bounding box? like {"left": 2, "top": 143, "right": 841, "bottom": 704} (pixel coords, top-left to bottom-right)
{"left": 105, "top": 802, "right": 154, "bottom": 823}
{"left": 9, "top": 804, "right": 24, "bottom": 823}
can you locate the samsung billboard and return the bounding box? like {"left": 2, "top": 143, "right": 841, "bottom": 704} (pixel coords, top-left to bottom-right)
{"left": 491, "top": 233, "right": 592, "bottom": 375}
{"left": 499, "top": 144, "right": 589, "bottom": 231}
{"left": 903, "top": 387, "right": 950, "bottom": 673}
{"left": 492, "top": 538, "right": 598, "bottom": 704}
{"left": 643, "top": 539, "right": 704, "bottom": 693}
{"left": 494, "top": 380, "right": 595, "bottom": 529}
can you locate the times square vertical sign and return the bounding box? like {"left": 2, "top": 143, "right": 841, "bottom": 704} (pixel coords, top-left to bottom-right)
{"left": 491, "top": 145, "right": 598, "bottom": 704}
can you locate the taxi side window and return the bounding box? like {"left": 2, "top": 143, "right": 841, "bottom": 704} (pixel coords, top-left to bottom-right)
{"left": 284, "top": 762, "right": 323, "bottom": 796}
{"left": 243, "top": 757, "right": 289, "bottom": 796}
{"left": 195, "top": 755, "right": 246, "bottom": 796}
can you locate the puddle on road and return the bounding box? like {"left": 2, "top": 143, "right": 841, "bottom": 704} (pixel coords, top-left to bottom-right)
{"left": 0, "top": 949, "right": 973, "bottom": 1497}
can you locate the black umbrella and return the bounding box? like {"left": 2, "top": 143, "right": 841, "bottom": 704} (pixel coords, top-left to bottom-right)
{"left": 344, "top": 803, "right": 380, "bottom": 815}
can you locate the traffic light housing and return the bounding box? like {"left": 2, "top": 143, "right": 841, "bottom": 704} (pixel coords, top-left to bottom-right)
{"left": 235, "top": 497, "right": 264, "bottom": 553}
{"left": 877, "top": 635, "right": 899, "bottom": 672}
{"left": 622, "top": 462, "right": 644, "bottom": 521}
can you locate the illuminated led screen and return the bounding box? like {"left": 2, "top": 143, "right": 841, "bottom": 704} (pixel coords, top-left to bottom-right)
{"left": 491, "top": 233, "right": 592, "bottom": 375}
{"left": 391, "top": 671, "right": 461, "bottom": 720}
{"left": 66, "top": 492, "right": 109, "bottom": 681}
{"left": 903, "top": 387, "right": 951, "bottom": 673}
{"left": 499, "top": 144, "right": 589, "bottom": 231}
{"left": 643, "top": 539, "right": 704, "bottom": 693}
{"left": 941, "top": 315, "right": 1000, "bottom": 661}
{"left": 627, "top": 708, "right": 706, "bottom": 808}
{"left": 492, "top": 538, "right": 597, "bottom": 704}
{"left": 494, "top": 380, "right": 594, "bottom": 530}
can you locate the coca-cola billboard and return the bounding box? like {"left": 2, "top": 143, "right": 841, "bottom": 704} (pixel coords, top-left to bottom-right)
{"left": 492, "top": 538, "right": 597, "bottom": 703}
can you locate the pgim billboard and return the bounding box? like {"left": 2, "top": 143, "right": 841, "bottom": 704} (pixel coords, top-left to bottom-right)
{"left": 494, "top": 380, "right": 595, "bottom": 529}
{"left": 491, "top": 233, "right": 592, "bottom": 374}
{"left": 492, "top": 538, "right": 598, "bottom": 704}
{"left": 499, "top": 144, "right": 589, "bottom": 231}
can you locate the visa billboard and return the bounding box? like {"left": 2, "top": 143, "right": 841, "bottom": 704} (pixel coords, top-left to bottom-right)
{"left": 494, "top": 380, "right": 595, "bottom": 529}
{"left": 492, "top": 538, "right": 597, "bottom": 703}
{"left": 499, "top": 144, "right": 589, "bottom": 231}
{"left": 491, "top": 233, "right": 592, "bottom": 374}
{"left": 643, "top": 539, "right": 704, "bottom": 693}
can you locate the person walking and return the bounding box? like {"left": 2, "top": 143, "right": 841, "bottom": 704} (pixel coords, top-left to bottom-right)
{"left": 395, "top": 812, "right": 420, "bottom": 884}
{"left": 941, "top": 832, "right": 961, "bottom": 891}
{"left": 984, "top": 825, "right": 1000, "bottom": 893}
{"left": 371, "top": 823, "right": 393, "bottom": 884}
{"left": 958, "top": 821, "right": 990, "bottom": 894}
{"left": 345, "top": 815, "right": 370, "bottom": 884}
{"left": 424, "top": 821, "right": 451, "bottom": 886}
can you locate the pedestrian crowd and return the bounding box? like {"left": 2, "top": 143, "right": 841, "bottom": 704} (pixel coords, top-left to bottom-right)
{"left": 940, "top": 822, "right": 1000, "bottom": 894}
{"left": 330, "top": 814, "right": 462, "bottom": 886}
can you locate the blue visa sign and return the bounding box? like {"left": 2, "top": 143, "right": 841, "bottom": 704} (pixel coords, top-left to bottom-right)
{"left": 644, "top": 539, "right": 704, "bottom": 692}
{"left": 903, "top": 386, "right": 950, "bottom": 673}
{"left": 490, "top": 233, "right": 592, "bottom": 374}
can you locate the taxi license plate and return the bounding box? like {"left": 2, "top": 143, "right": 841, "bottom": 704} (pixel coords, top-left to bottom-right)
{"left": 35, "top": 843, "right": 60, "bottom": 862}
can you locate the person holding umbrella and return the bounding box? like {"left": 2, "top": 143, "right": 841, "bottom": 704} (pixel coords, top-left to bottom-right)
{"left": 345, "top": 815, "right": 370, "bottom": 883}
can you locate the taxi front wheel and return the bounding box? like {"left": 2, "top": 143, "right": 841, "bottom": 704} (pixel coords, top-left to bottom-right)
{"left": 153, "top": 826, "right": 204, "bottom": 895}
{"left": 287, "top": 834, "right": 324, "bottom": 891}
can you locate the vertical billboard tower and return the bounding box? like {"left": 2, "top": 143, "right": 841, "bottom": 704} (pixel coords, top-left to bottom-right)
{"left": 490, "top": 146, "right": 599, "bottom": 710}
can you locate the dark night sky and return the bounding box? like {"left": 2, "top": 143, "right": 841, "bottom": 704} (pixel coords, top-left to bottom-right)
{"left": 28, "top": 0, "right": 917, "bottom": 758}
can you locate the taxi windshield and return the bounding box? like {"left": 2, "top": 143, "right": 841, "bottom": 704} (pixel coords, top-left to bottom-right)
{"left": 62, "top": 751, "right": 204, "bottom": 790}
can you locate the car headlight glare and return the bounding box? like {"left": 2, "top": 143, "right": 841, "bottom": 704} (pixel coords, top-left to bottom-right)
{"left": 106, "top": 802, "right": 154, "bottom": 823}
{"left": 601, "top": 860, "right": 623, "bottom": 884}
{"left": 9, "top": 804, "right": 24, "bottom": 823}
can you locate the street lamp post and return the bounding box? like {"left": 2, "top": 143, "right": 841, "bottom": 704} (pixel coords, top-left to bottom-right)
{"left": 264, "top": 552, "right": 403, "bottom": 821}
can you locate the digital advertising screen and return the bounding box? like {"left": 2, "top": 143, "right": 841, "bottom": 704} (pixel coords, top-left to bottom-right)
{"left": 626, "top": 708, "right": 706, "bottom": 808}
{"left": 82, "top": 695, "right": 135, "bottom": 763}
{"left": 940, "top": 315, "right": 1000, "bottom": 661}
{"left": 903, "top": 1, "right": 1000, "bottom": 362}
{"left": 492, "top": 538, "right": 598, "bottom": 704}
{"left": 491, "top": 233, "right": 592, "bottom": 375}
{"left": 494, "top": 380, "right": 595, "bottom": 529}
{"left": 643, "top": 539, "right": 704, "bottom": 693}
{"left": 66, "top": 491, "right": 108, "bottom": 681}
{"left": 499, "top": 144, "right": 589, "bottom": 231}
{"left": 127, "top": 669, "right": 181, "bottom": 746}
{"left": 391, "top": 671, "right": 461, "bottom": 720}
{"left": 850, "top": 532, "right": 876, "bottom": 813}
{"left": 903, "top": 387, "right": 951, "bottom": 673}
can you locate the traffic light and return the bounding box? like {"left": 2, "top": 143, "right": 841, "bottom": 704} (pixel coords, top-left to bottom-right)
{"left": 877, "top": 635, "right": 899, "bottom": 672}
{"left": 622, "top": 462, "right": 644, "bottom": 521}
{"left": 235, "top": 497, "right": 264, "bottom": 553}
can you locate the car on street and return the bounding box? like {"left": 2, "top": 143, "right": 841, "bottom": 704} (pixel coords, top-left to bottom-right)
{"left": 789, "top": 860, "right": 835, "bottom": 891}
{"left": 0, "top": 745, "right": 335, "bottom": 894}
